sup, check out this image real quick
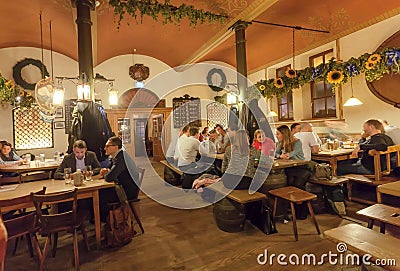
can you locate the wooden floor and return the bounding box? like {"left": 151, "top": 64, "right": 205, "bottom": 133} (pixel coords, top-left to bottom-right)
{"left": 5, "top": 158, "right": 399, "bottom": 271}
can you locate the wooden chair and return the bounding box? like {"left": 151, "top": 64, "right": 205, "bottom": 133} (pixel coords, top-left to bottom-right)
{"left": 0, "top": 188, "right": 46, "bottom": 267}
{"left": 126, "top": 167, "right": 145, "bottom": 234}
{"left": 0, "top": 218, "right": 7, "bottom": 271}
{"left": 31, "top": 188, "right": 90, "bottom": 271}
{"left": 366, "top": 145, "right": 400, "bottom": 181}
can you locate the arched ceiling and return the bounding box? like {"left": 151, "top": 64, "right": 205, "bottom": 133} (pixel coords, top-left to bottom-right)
{"left": 1, "top": 0, "right": 400, "bottom": 73}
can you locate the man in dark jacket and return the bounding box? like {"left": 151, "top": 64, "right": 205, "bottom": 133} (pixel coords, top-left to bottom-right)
{"left": 99, "top": 136, "right": 140, "bottom": 221}
{"left": 338, "top": 119, "right": 394, "bottom": 175}
{"left": 54, "top": 140, "right": 101, "bottom": 179}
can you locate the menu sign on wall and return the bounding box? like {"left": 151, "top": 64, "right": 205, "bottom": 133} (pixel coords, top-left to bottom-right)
{"left": 173, "top": 94, "right": 201, "bottom": 128}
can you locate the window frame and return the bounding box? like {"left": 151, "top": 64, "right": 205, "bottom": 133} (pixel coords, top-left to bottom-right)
{"left": 309, "top": 49, "right": 336, "bottom": 119}
{"left": 276, "top": 64, "right": 294, "bottom": 121}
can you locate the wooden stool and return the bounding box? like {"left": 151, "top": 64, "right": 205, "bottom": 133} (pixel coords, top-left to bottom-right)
{"left": 269, "top": 186, "right": 320, "bottom": 241}
{"left": 356, "top": 204, "right": 400, "bottom": 234}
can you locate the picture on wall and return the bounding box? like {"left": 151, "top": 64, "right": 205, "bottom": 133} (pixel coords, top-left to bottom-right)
{"left": 55, "top": 107, "right": 64, "bottom": 118}
{"left": 54, "top": 121, "right": 65, "bottom": 129}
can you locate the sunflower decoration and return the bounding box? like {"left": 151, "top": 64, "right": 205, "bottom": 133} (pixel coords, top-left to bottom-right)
{"left": 327, "top": 70, "right": 344, "bottom": 84}
{"left": 274, "top": 78, "right": 284, "bottom": 88}
{"left": 258, "top": 84, "right": 266, "bottom": 91}
{"left": 19, "top": 90, "right": 25, "bottom": 97}
{"left": 365, "top": 61, "right": 376, "bottom": 70}
{"left": 285, "top": 68, "right": 297, "bottom": 78}
{"left": 26, "top": 91, "right": 32, "bottom": 97}
{"left": 368, "top": 53, "right": 381, "bottom": 64}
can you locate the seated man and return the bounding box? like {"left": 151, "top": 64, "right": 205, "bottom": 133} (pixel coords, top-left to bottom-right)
{"left": 0, "top": 141, "right": 24, "bottom": 177}
{"left": 54, "top": 140, "right": 101, "bottom": 179}
{"left": 337, "top": 119, "right": 394, "bottom": 175}
{"left": 99, "top": 136, "right": 140, "bottom": 221}
{"left": 294, "top": 122, "right": 320, "bottom": 161}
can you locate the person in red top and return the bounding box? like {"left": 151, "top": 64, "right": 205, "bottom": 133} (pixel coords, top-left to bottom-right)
{"left": 198, "top": 127, "right": 209, "bottom": 142}
{"left": 252, "top": 129, "right": 276, "bottom": 157}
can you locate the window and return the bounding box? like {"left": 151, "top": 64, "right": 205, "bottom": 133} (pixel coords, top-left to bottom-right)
{"left": 13, "top": 106, "right": 54, "bottom": 150}
{"left": 310, "top": 49, "right": 336, "bottom": 118}
{"left": 276, "top": 64, "right": 293, "bottom": 120}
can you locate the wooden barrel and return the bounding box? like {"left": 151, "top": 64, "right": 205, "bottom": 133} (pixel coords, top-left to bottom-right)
{"left": 305, "top": 182, "right": 326, "bottom": 214}
{"left": 213, "top": 198, "right": 245, "bottom": 233}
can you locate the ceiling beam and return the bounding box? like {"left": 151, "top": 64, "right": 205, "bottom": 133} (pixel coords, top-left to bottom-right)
{"left": 181, "top": 0, "right": 279, "bottom": 65}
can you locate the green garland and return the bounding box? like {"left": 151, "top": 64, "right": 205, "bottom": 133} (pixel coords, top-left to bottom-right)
{"left": 252, "top": 47, "right": 400, "bottom": 98}
{"left": 0, "top": 73, "right": 35, "bottom": 108}
{"left": 109, "top": 0, "right": 228, "bottom": 26}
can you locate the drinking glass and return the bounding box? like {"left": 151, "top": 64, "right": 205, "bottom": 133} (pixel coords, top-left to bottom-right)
{"left": 84, "top": 165, "right": 93, "bottom": 181}
{"left": 64, "top": 168, "right": 72, "bottom": 184}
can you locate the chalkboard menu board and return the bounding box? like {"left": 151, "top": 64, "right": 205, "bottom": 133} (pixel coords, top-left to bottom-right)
{"left": 173, "top": 94, "right": 201, "bottom": 128}
{"left": 64, "top": 99, "right": 102, "bottom": 134}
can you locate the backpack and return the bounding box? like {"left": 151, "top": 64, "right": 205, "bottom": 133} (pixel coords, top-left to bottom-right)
{"left": 106, "top": 203, "right": 134, "bottom": 247}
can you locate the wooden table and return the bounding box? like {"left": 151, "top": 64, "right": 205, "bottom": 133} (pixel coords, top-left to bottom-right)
{"left": 377, "top": 181, "right": 400, "bottom": 203}
{"left": 324, "top": 224, "right": 400, "bottom": 271}
{"left": 272, "top": 159, "right": 309, "bottom": 169}
{"left": 357, "top": 204, "right": 400, "bottom": 233}
{"left": 312, "top": 149, "right": 354, "bottom": 176}
{"left": 0, "top": 176, "right": 114, "bottom": 249}
{"left": 0, "top": 160, "right": 60, "bottom": 173}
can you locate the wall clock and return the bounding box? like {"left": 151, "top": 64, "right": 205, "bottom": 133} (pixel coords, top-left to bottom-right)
{"left": 207, "top": 68, "right": 227, "bottom": 92}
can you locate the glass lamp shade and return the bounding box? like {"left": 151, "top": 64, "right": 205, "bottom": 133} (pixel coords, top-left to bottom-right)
{"left": 108, "top": 89, "right": 119, "bottom": 105}
{"left": 227, "top": 93, "right": 237, "bottom": 105}
{"left": 267, "top": 110, "right": 278, "bottom": 117}
{"left": 77, "top": 84, "right": 91, "bottom": 101}
{"left": 344, "top": 97, "right": 363, "bottom": 106}
{"left": 53, "top": 87, "right": 64, "bottom": 106}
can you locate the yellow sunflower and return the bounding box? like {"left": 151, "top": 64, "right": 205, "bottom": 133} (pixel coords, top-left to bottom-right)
{"left": 327, "top": 70, "right": 344, "bottom": 84}
{"left": 274, "top": 78, "right": 284, "bottom": 88}
{"left": 368, "top": 53, "right": 381, "bottom": 64}
{"left": 365, "top": 61, "right": 376, "bottom": 70}
{"left": 285, "top": 68, "right": 297, "bottom": 78}
{"left": 5, "top": 80, "right": 12, "bottom": 86}
{"left": 19, "top": 90, "right": 25, "bottom": 96}
{"left": 259, "top": 84, "right": 266, "bottom": 91}
{"left": 26, "top": 91, "right": 32, "bottom": 97}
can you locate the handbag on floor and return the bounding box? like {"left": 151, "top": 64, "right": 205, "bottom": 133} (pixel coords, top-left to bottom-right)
{"left": 106, "top": 202, "right": 134, "bottom": 247}
{"left": 248, "top": 202, "right": 277, "bottom": 235}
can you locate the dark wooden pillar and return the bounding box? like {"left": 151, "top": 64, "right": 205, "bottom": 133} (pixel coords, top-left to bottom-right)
{"left": 73, "top": 0, "right": 95, "bottom": 97}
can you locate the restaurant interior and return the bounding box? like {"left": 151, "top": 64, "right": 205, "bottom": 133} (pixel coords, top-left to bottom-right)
{"left": 0, "top": 0, "right": 400, "bottom": 270}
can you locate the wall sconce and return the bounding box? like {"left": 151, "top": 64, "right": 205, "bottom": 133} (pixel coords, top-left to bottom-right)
{"left": 108, "top": 82, "right": 118, "bottom": 106}
{"left": 77, "top": 73, "right": 91, "bottom": 101}
{"left": 227, "top": 93, "right": 237, "bottom": 105}
{"left": 52, "top": 79, "right": 65, "bottom": 106}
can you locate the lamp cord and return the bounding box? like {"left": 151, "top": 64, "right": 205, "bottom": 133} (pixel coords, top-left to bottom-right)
{"left": 350, "top": 77, "right": 354, "bottom": 97}
{"left": 292, "top": 29, "right": 295, "bottom": 70}
{"left": 39, "top": 12, "right": 45, "bottom": 79}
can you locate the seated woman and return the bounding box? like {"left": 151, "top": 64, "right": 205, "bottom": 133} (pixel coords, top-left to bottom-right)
{"left": 275, "top": 125, "right": 309, "bottom": 189}
{"left": 220, "top": 130, "right": 257, "bottom": 190}
{"left": 0, "top": 142, "right": 23, "bottom": 177}
{"left": 252, "top": 129, "right": 276, "bottom": 159}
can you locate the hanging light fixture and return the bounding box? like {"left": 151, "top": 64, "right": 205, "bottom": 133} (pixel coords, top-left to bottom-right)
{"left": 344, "top": 77, "right": 363, "bottom": 106}
{"left": 77, "top": 72, "right": 91, "bottom": 101}
{"left": 53, "top": 79, "right": 65, "bottom": 106}
{"left": 108, "top": 81, "right": 118, "bottom": 106}
{"left": 227, "top": 93, "right": 237, "bottom": 105}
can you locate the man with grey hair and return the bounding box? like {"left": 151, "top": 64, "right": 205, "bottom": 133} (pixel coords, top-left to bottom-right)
{"left": 294, "top": 123, "right": 320, "bottom": 161}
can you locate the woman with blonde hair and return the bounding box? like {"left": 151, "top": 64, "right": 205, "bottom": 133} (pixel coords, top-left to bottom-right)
{"left": 252, "top": 129, "right": 276, "bottom": 158}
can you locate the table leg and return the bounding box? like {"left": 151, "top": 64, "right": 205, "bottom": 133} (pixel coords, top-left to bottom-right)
{"left": 330, "top": 158, "right": 338, "bottom": 176}
{"left": 367, "top": 219, "right": 374, "bottom": 229}
{"left": 290, "top": 202, "right": 298, "bottom": 241}
{"left": 380, "top": 222, "right": 386, "bottom": 234}
{"left": 92, "top": 191, "right": 101, "bottom": 249}
{"left": 377, "top": 191, "right": 382, "bottom": 203}
{"left": 273, "top": 197, "right": 277, "bottom": 217}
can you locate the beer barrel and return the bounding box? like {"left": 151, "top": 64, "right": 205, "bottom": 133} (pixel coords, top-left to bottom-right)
{"left": 213, "top": 198, "right": 245, "bottom": 232}
{"left": 164, "top": 167, "right": 182, "bottom": 186}
{"left": 305, "top": 182, "right": 326, "bottom": 214}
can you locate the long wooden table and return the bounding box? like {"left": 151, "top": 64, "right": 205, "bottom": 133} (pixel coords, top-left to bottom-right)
{"left": 377, "top": 181, "right": 400, "bottom": 203}
{"left": 0, "top": 176, "right": 114, "bottom": 249}
{"left": 0, "top": 160, "right": 60, "bottom": 173}
{"left": 312, "top": 149, "right": 354, "bottom": 176}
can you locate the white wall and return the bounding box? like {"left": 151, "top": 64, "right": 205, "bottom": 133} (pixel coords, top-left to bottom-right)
{"left": 248, "top": 14, "right": 400, "bottom": 133}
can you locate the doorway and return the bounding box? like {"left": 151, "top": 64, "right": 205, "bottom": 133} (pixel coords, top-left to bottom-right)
{"left": 134, "top": 119, "right": 147, "bottom": 157}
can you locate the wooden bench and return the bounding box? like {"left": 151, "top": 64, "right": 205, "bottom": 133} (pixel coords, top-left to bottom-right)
{"left": 160, "top": 160, "right": 183, "bottom": 175}
{"left": 269, "top": 186, "right": 320, "bottom": 241}
{"left": 345, "top": 145, "right": 400, "bottom": 204}
{"left": 324, "top": 224, "right": 400, "bottom": 271}
{"left": 377, "top": 180, "right": 400, "bottom": 203}
{"left": 205, "top": 181, "right": 266, "bottom": 204}
{"left": 160, "top": 160, "right": 183, "bottom": 186}
{"left": 357, "top": 204, "right": 400, "bottom": 234}
{"left": 308, "top": 176, "right": 348, "bottom": 186}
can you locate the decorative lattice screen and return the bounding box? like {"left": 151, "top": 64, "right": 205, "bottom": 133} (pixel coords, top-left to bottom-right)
{"left": 13, "top": 106, "right": 54, "bottom": 150}
{"left": 207, "top": 102, "right": 228, "bottom": 129}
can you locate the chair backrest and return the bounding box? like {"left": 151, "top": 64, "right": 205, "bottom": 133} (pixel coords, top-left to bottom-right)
{"left": 31, "top": 188, "right": 78, "bottom": 233}
{"left": 0, "top": 218, "right": 6, "bottom": 271}
{"left": 0, "top": 187, "right": 46, "bottom": 239}
{"left": 0, "top": 175, "right": 21, "bottom": 186}
{"left": 368, "top": 145, "right": 400, "bottom": 180}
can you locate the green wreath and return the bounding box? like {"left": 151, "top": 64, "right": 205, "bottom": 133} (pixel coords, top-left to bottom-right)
{"left": 13, "top": 58, "right": 49, "bottom": 90}
{"left": 207, "top": 68, "right": 227, "bottom": 92}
